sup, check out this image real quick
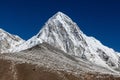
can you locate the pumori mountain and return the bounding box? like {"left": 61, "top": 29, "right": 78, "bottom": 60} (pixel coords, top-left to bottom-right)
{"left": 15, "top": 12, "right": 120, "bottom": 71}
{"left": 0, "top": 12, "right": 120, "bottom": 78}
{"left": 0, "top": 28, "right": 24, "bottom": 53}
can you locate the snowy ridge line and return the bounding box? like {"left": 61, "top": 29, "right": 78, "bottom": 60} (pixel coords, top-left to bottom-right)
{"left": 0, "top": 28, "right": 25, "bottom": 53}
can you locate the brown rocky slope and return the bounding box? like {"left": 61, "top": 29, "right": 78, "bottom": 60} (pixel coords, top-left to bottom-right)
{"left": 0, "top": 59, "right": 120, "bottom": 80}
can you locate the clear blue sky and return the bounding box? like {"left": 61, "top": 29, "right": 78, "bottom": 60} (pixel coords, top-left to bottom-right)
{"left": 0, "top": 0, "right": 120, "bottom": 52}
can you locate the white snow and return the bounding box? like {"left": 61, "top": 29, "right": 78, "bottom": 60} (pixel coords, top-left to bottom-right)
{"left": 0, "top": 28, "right": 25, "bottom": 53}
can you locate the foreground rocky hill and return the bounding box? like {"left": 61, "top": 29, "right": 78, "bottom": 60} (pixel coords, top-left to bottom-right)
{"left": 0, "top": 59, "right": 120, "bottom": 80}
{"left": 0, "top": 43, "right": 120, "bottom": 80}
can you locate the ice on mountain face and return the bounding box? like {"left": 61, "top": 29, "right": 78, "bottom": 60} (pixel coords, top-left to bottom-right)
{"left": 0, "top": 28, "right": 25, "bottom": 53}
{"left": 15, "top": 12, "right": 120, "bottom": 72}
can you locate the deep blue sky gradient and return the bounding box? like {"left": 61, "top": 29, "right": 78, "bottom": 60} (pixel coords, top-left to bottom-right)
{"left": 0, "top": 0, "right": 120, "bottom": 52}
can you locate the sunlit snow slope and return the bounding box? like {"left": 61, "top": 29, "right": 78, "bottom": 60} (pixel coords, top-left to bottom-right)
{"left": 0, "top": 28, "right": 25, "bottom": 53}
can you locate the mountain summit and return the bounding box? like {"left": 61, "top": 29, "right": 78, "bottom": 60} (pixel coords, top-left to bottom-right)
{"left": 36, "top": 11, "right": 86, "bottom": 54}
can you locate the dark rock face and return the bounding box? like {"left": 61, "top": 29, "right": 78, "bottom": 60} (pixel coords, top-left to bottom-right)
{"left": 0, "top": 59, "right": 120, "bottom": 80}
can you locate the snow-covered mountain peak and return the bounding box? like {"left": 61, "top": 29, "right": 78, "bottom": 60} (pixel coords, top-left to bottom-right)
{"left": 37, "top": 11, "right": 83, "bottom": 38}
{"left": 16, "top": 12, "right": 85, "bottom": 53}
{"left": 0, "top": 29, "right": 25, "bottom": 53}
{"left": 52, "top": 11, "right": 69, "bottom": 19}
{"left": 15, "top": 12, "right": 120, "bottom": 72}
{"left": 47, "top": 11, "right": 75, "bottom": 26}
{"left": 35, "top": 12, "right": 86, "bottom": 53}
{"left": 54, "top": 11, "right": 65, "bottom": 16}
